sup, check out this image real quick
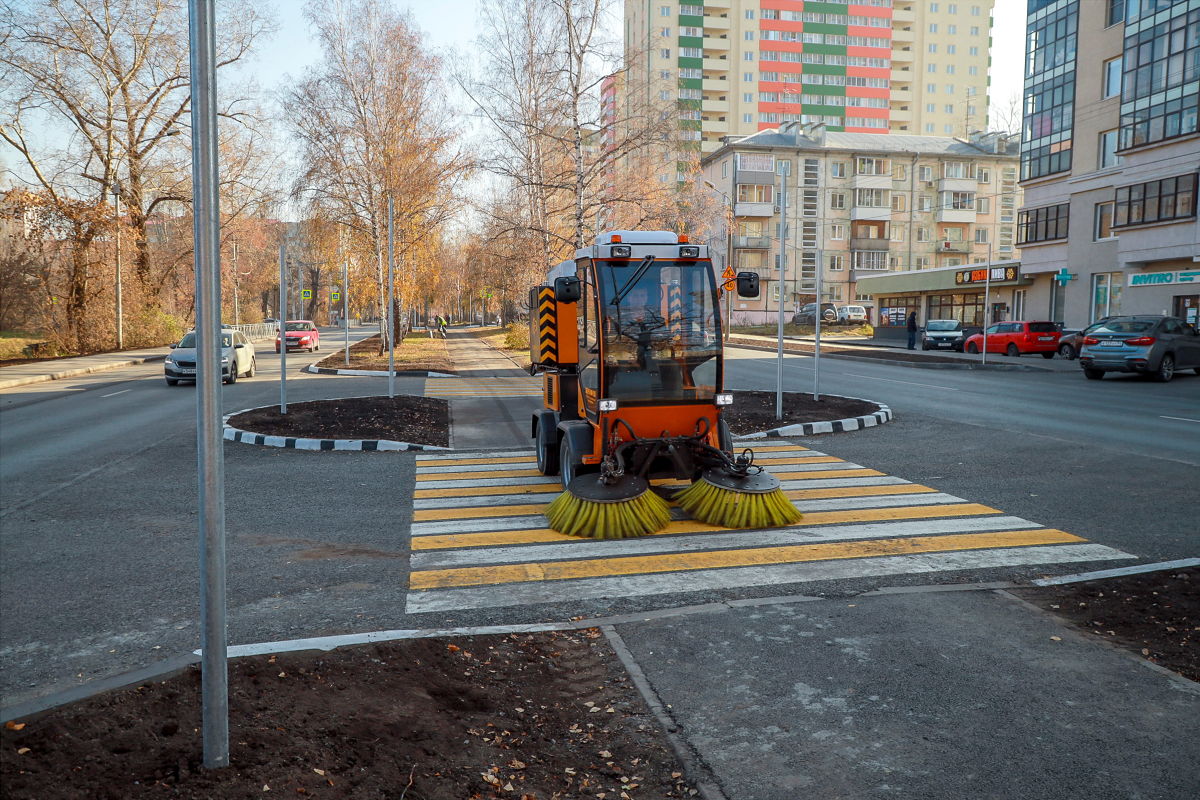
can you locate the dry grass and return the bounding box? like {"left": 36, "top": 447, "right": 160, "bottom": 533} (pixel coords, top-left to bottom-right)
{"left": 313, "top": 332, "right": 453, "bottom": 373}
{"left": 473, "top": 324, "right": 533, "bottom": 370}
{"left": 0, "top": 330, "right": 52, "bottom": 361}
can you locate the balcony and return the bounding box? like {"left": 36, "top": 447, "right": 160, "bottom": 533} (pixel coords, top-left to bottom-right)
{"left": 851, "top": 206, "right": 892, "bottom": 221}
{"left": 851, "top": 237, "right": 891, "bottom": 251}
{"left": 890, "top": 48, "right": 914, "bottom": 63}
{"left": 893, "top": 7, "right": 916, "bottom": 22}
{"left": 934, "top": 241, "right": 972, "bottom": 254}
{"left": 891, "top": 68, "right": 913, "bottom": 82}
{"left": 702, "top": 78, "right": 728, "bottom": 90}
{"left": 703, "top": 38, "right": 730, "bottom": 52}
{"left": 703, "top": 0, "right": 731, "bottom": 7}
{"left": 703, "top": 58, "right": 730, "bottom": 72}
{"left": 890, "top": 108, "right": 913, "bottom": 123}
{"left": 937, "top": 208, "right": 976, "bottom": 223}
{"left": 890, "top": 88, "right": 913, "bottom": 103}
{"left": 701, "top": 98, "right": 729, "bottom": 113}
{"left": 851, "top": 174, "right": 892, "bottom": 190}
{"left": 939, "top": 177, "right": 978, "bottom": 193}
{"left": 735, "top": 202, "right": 775, "bottom": 218}
{"left": 734, "top": 235, "right": 772, "bottom": 249}
{"left": 702, "top": 15, "right": 730, "bottom": 30}
{"left": 701, "top": 118, "right": 729, "bottom": 133}
{"left": 891, "top": 29, "right": 915, "bottom": 43}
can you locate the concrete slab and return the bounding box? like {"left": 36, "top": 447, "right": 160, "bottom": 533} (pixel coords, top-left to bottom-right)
{"left": 616, "top": 590, "right": 1199, "bottom": 800}
{"left": 440, "top": 330, "right": 541, "bottom": 450}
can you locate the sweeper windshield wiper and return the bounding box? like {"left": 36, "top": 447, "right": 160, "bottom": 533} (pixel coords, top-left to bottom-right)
{"left": 609, "top": 255, "right": 656, "bottom": 305}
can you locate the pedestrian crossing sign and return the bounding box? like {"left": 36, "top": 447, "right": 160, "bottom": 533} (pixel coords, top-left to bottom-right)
{"left": 302, "top": 289, "right": 312, "bottom": 300}
{"left": 331, "top": 291, "right": 340, "bottom": 302}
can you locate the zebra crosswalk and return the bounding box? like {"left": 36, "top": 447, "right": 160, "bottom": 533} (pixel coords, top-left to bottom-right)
{"left": 424, "top": 377, "right": 543, "bottom": 398}
{"left": 404, "top": 444, "right": 1135, "bottom": 615}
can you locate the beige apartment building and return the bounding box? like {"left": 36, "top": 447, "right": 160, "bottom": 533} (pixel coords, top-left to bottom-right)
{"left": 1015, "top": 0, "right": 1200, "bottom": 330}
{"left": 699, "top": 122, "right": 1022, "bottom": 332}
{"left": 622, "top": 0, "right": 996, "bottom": 172}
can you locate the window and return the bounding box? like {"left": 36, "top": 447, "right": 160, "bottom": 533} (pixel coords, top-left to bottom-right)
{"left": 852, "top": 251, "right": 889, "bottom": 270}
{"left": 972, "top": 5, "right": 981, "bottom": 15}
{"left": 744, "top": 52, "right": 754, "bottom": 61}
{"left": 969, "top": 46, "right": 978, "bottom": 56}
{"left": 736, "top": 153, "right": 773, "bottom": 171}
{"left": 946, "top": 65, "right": 955, "bottom": 74}
{"left": 830, "top": 254, "right": 845, "bottom": 271}
{"left": 679, "top": 3, "right": 701, "bottom": 14}
{"left": 974, "top": 228, "right": 988, "bottom": 243}
{"left": 760, "top": 92, "right": 778, "bottom": 102}
{"left": 736, "top": 184, "right": 774, "bottom": 203}
{"left": 1099, "top": 130, "right": 1123, "bottom": 170}
{"left": 745, "top": 31, "right": 754, "bottom": 40}
{"left": 1016, "top": 203, "right": 1070, "bottom": 245}
{"left": 660, "top": 70, "right": 672, "bottom": 80}
{"left": 918, "top": 165, "right": 933, "bottom": 182}
{"left": 830, "top": 192, "right": 846, "bottom": 209}
{"left": 919, "top": 196, "right": 933, "bottom": 212}
{"left": 930, "top": 3, "right": 939, "bottom": 12}
{"left": 929, "top": 24, "right": 938, "bottom": 33}
{"left": 1091, "top": 273, "right": 1123, "bottom": 322}
{"left": 944, "top": 124, "right": 954, "bottom": 133}
{"left": 928, "top": 293, "right": 985, "bottom": 325}
{"left": 856, "top": 157, "right": 888, "bottom": 175}
{"left": 680, "top": 47, "right": 702, "bottom": 58}
{"left": 1113, "top": 174, "right": 1198, "bottom": 228}
{"left": 830, "top": 224, "right": 846, "bottom": 240}
{"left": 966, "top": 86, "right": 977, "bottom": 97}
{"left": 743, "top": 113, "right": 753, "bottom": 123}
{"left": 826, "top": 285, "right": 844, "bottom": 302}
{"left": 929, "top": 44, "right": 938, "bottom": 53}
{"left": 831, "top": 162, "right": 847, "bottom": 178}
{"left": 660, "top": 49, "right": 671, "bottom": 58}
{"left": 928, "top": 64, "right": 938, "bottom": 73}
{"left": 926, "top": 103, "right": 936, "bottom": 113}
{"left": 1117, "top": 7, "right": 1200, "bottom": 151}
{"left": 1106, "top": 0, "right": 1123, "bottom": 27}
{"left": 891, "top": 224, "right": 905, "bottom": 242}
{"left": 1103, "top": 57, "right": 1122, "bottom": 99}
{"left": 743, "top": 72, "right": 754, "bottom": 82}
{"left": 945, "top": 84, "right": 954, "bottom": 93}
{"left": 855, "top": 189, "right": 889, "bottom": 208}
{"left": 941, "top": 191, "right": 975, "bottom": 210}
{"left": 926, "top": 123, "right": 935, "bottom": 132}
{"left": 948, "top": 4, "right": 957, "bottom": 12}
{"left": 679, "top": 88, "right": 702, "bottom": 100}
{"left": 660, "top": 90, "right": 671, "bottom": 100}
{"left": 680, "top": 67, "right": 701, "bottom": 78}
{"left": 679, "top": 109, "right": 701, "bottom": 120}
{"left": 948, "top": 25, "right": 957, "bottom": 35}
{"left": 977, "top": 198, "right": 990, "bottom": 214}
{"left": 745, "top": 8, "right": 754, "bottom": 18}
{"left": 721, "top": 161, "right": 728, "bottom": 178}
{"left": 969, "top": 25, "right": 979, "bottom": 35}
{"left": 1022, "top": 4, "right": 1077, "bottom": 181}
{"left": 661, "top": 5, "right": 671, "bottom": 15}
{"left": 1095, "top": 201, "right": 1116, "bottom": 240}
{"left": 892, "top": 194, "right": 906, "bottom": 212}
{"left": 915, "top": 256, "right": 930, "bottom": 269}
{"left": 680, "top": 26, "right": 701, "bottom": 36}
{"left": 760, "top": 8, "right": 778, "bottom": 19}
{"left": 947, "top": 45, "right": 956, "bottom": 55}
{"left": 893, "top": 163, "right": 906, "bottom": 181}
{"left": 977, "top": 167, "right": 991, "bottom": 184}
{"left": 926, "top": 82, "right": 937, "bottom": 93}
{"left": 942, "top": 162, "right": 975, "bottom": 179}
{"left": 661, "top": 27, "right": 671, "bottom": 37}
{"left": 945, "top": 104, "right": 955, "bottom": 114}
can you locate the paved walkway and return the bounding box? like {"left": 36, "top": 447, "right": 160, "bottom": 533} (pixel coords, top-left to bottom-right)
{"left": 0, "top": 346, "right": 172, "bottom": 390}
{"left": 439, "top": 329, "right": 541, "bottom": 451}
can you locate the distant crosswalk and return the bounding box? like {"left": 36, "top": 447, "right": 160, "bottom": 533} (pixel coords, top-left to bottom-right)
{"left": 405, "top": 444, "right": 1135, "bottom": 614}
{"left": 424, "top": 378, "right": 542, "bottom": 398}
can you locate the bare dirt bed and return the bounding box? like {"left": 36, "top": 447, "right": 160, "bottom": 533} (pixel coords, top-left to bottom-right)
{"left": 229, "top": 396, "right": 449, "bottom": 447}
{"left": 0, "top": 631, "right": 695, "bottom": 799}
{"left": 314, "top": 333, "right": 453, "bottom": 374}
{"left": 1012, "top": 567, "right": 1197, "bottom": 682}
{"left": 723, "top": 390, "right": 880, "bottom": 435}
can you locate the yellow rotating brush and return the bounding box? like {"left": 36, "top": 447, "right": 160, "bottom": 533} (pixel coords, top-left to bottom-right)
{"left": 545, "top": 474, "right": 672, "bottom": 539}
{"left": 675, "top": 466, "right": 801, "bottom": 529}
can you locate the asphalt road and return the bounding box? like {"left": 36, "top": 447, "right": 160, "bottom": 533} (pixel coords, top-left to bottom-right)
{"left": 1, "top": 337, "right": 1196, "bottom": 708}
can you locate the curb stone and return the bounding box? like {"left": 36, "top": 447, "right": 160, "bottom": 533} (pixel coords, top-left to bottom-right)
{"left": 0, "top": 354, "right": 169, "bottom": 390}
{"left": 736, "top": 398, "right": 893, "bottom": 439}
{"left": 727, "top": 339, "right": 1047, "bottom": 371}
{"left": 304, "top": 361, "right": 456, "bottom": 378}
{"left": 222, "top": 404, "right": 451, "bottom": 452}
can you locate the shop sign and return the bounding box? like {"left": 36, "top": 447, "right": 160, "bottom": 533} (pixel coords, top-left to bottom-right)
{"left": 881, "top": 306, "right": 908, "bottom": 325}
{"left": 1128, "top": 269, "right": 1200, "bottom": 287}
{"left": 955, "top": 265, "right": 1019, "bottom": 285}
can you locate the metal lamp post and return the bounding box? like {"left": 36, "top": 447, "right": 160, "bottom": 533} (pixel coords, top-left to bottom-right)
{"left": 111, "top": 181, "right": 124, "bottom": 350}
{"left": 775, "top": 160, "right": 790, "bottom": 421}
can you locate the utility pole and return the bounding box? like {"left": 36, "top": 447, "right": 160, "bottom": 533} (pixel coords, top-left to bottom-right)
{"left": 388, "top": 196, "right": 395, "bottom": 399}
{"left": 188, "top": 0, "right": 227, "bottom": 770}
{"left": 112, "top": 181, "right": 124, "bottom": 350}
{"left": 775, "top": 160, "right": 790, "bottom": 421}
{"left": 982, "top": 242, "right": 993, "bottom": 365}
{"left": 231, "top": 240, "right": 240, "bottom": 326}
{"left": 279, "top": 245, "right": 287, "bottom": 413}
{"left": 814, "top": 246, "right": 822, "bottom": 402}
{"left": 343, "top": 260, "right": 350, "bottom": 366}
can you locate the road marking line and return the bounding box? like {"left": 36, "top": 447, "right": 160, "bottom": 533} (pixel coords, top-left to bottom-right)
{"left": 409, "top": 529, "right": 1086, "bottom": 590}
{"left": 1159, "top": 415, "right": 1200, "bottom": 423}
{"left": 415, "top": 456, "right": 536, "bottom": 467}
{"left": 417, "top": 450, "right": 536, "bottom": 461}
{"left": 410, "top": 503, "right": 1002, "bottom": 545}
{"left": 417, "top": 468, "right": 547, "bottom": 481}
{"left": 1031, "top": 557, "right": 1199, "bottom": 586}
{"left": 417, "top": 462, "right": 549, "bottom": 475}
{"left": 786, "top": 484, "right": 932, "bottom": 500}
{"left": 100, "top": 389, "right": 132, "bottom": 398}
{"left": 415, "top": 475, "right": 564, "bottom": 489}
{"left": 770, "top": 463, "right": 872, "bottom": 477}
{"left": 842, "top": 373, "right": 961, "bottom": 391}
{"left": 404, "top": 544, "right": 1134, "bottom": 614}
{"left": 414, "top": 484, "right": 562, "bottom": 498}
{"left": 410, "top": 517, "right": 1046, "bottom": 569}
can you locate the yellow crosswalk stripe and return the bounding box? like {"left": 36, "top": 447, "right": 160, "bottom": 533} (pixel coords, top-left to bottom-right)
{"left": 785, "top": 484, "right": 934, "bottom": 500}
{"left": 415, "top": 484, "right": 560, "bottom": 499}
{"left": 418, "top": 456, "right": 535, "bottom": 467}
{"left": 774, "top": 468, "right": 883, "bottom": 480}
{"left": 415, "top": 503, "right": 548, "bottom": 521}
{"left": 411, "top": 503, "right": 1002, "bottom": 550}
{"left": 409, "top": 528, "right": 1084, "bottom": 589}
{"left": 417, "top": 468, "right": 546, "bottom": 481}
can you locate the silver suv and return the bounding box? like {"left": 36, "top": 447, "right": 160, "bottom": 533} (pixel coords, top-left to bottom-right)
{"left": 1078, "top": 316, "right": 1200, "bottom": 382}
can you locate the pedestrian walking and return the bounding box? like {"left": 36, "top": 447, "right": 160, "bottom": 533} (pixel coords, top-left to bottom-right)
{"left": 906, "top": 311, "right": 918, "bottom": 350}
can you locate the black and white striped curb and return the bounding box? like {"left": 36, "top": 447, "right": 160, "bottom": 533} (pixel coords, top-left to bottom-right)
{"left": 738, "top": 400, "right": 893, "bottom": 439}
{"left": 221, "top": 406, "right": 450, "bottom": 452}
{"left": 304, "top": 362, "right": 456, "bottom": 378}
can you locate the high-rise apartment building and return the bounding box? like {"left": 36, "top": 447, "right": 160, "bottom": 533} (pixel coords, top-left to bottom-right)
{"left": 622, "top": 0, "right": 996, "bottom": 156}
{"left": 1015, "top": 0, "right": 1199, "bottom": 330}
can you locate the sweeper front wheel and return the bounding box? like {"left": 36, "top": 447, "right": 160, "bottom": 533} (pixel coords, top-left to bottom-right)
{"left": 536, "top": 424, "right": 559, "bottom": 476}
{"left": 559, "top": 438, "right": 577, "bottom": 490}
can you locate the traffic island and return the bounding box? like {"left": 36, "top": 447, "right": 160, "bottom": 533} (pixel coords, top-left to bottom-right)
{"left": 726, "top": 390, "right": 892, "bottom": 438}
{"left": 729, "top": 336, "right": 1048, "bottom": 371}
{"left": 225, "top": 396, "right": 450, "bottom": 450}
{"left": 309, "top": 332, "right": 455, "bottom": 376}
{"left": 0, "top": 631, "right": 699, "bottom": 798}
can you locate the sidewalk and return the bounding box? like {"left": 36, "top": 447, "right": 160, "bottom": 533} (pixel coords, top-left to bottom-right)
{"left": 434, "top": 328, "right": 541, "bottom": 450}
{"left": 616, "top": 587, "right": 1199, "bottom": 799}
{"left": 0, "top": 346, "right": 172, "bottom": 390}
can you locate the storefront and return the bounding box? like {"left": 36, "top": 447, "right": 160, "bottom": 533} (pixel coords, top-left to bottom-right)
{"left": 855, "top": 261, "right": 1029, "bottom": 343}
{"left": 1120, "top": 264, "right": 1200, "bottom": 326}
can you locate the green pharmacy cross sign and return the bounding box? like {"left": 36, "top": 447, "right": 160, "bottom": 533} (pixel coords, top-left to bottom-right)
{"left": 1054, "top": 268, "right": 1076, "bottom": 287}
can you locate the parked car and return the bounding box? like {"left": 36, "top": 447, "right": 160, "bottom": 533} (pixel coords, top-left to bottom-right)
{"left": 792, "top": 303, "right": 837, "bottom": 326}
{"left": 276, "top": 320, "right": 320, "bottom": 352}
{"left": 165, "top": 330, "right": 256, "bottom": 386}
{"left": 836, "top": 305, "right": 869, "bottom": 325}
{"left": 1078, "top": 315, "right": 1200, "bottom": 382}
{"left": 1057, "top": 318, "right": 1113, "bottom": 360}
{"left": 963, "top": 320, "right": 1061, "bottom": 358}
{"left": 921, "top": 319, "right": 966, "bottom": 351}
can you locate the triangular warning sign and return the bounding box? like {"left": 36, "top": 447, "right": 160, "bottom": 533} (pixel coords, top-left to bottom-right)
{"left": 722, "top": 266, "right": 736, "bottom": 281}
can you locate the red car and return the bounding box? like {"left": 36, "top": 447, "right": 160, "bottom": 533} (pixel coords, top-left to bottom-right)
{"left": 276, "top": 320, "right": 320, "bottom": 352}
{"left": 964, "top": 320, "right": 1060, "bottom": 358}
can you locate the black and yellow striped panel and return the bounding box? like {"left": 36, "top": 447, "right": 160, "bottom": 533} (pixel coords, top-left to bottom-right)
{"left": 668, "top": 284, "right": 683, "bottom": 340}
{"left": 536, "top": 287, "right": 557, "bottom": 364}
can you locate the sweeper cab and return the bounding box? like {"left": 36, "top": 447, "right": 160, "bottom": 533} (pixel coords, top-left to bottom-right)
{"left": 527, "top": 231, "right": 796, "bottom": 539}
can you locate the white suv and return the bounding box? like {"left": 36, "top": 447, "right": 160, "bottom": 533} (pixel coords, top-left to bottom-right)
{"left": 837, "top": 305, "right": 868, "bottom": 325}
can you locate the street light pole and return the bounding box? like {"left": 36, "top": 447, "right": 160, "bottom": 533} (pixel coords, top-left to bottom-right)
{"left": 982, "top": 242, "right": 993, "bottom": 365}
{"left": 188, "top": 0, "right": 228, "bottom": 770}
{"left": 280, "top": 245, "right": 287, "bottom": 413}
{"left": 388, "top": 196, "right": 395, "bottom": 399}
{"left": 112, "top": 182, "right": 124, "bottom": 350}
{"left": 343, "top": 260, "right": 350, "bottom": 366}
{"left": 775, "top": 161, "right": 790, "bottom": 421}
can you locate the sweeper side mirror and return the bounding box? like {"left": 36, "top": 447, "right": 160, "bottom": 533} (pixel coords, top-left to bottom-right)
{"left": 555, "top": 276, "right": 582, "bottom": 304}
{"left": 736, "top": 272, "right": 760, "bottom": 298}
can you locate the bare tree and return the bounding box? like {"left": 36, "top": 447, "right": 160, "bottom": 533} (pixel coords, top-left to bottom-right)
{"left": 989, "top": 90, "right": 1023, "bottom": 136}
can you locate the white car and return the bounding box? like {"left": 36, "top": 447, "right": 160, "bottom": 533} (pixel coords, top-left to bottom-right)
{"left": 164, "top": 330, "right": 256, "bottom": 386}
{"left": 837, "top": 305, "right": 869, "bottom": 325}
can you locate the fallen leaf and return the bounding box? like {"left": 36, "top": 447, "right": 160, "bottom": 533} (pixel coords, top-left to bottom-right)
{"left": 1050, "top": 636, "right": 1062, "bottom": 641}
{"left": 504, "top": 783, "right": 514, "bottom": 791}
{"left": 5, "top": 722, "right": 24, "bottom": 731}
{"left": 631, "top": 758, "right": 640, "bottom": 765}
{"left": 589, "top": 707, "right": 601, "bottom": 713}
{"left": 508, "top": 759, "right": 526, "bottom": 769}
{"left": 263, "top": 785, "right": 270, "bottom": 792}
{"left": 565, "top": 767, "right": 576, "bottom": 775}
{"left": 515, "top": 707, "right": 524, "bottom": 713}
{"left": 584, "top": 701, "right": 595, "bottom": 707}
{"left": 313, "top": 769, "right": 325, "bottom": 776}
{"left": 672, "top": 772, "right": 682, "bottom": 779}
{"left": 297, "top": 789, "right": 306, "bottom": 795}
{"left": 606, "top": 707, "right": 615, "bottom": 713}
{"left": 600, "top": 750, "right": 613, "bottom": 758}
{"left": 17, "top": 747, "right": 31, "bottom": 755}
{"left": 278, "top": 672, "right": 286, "bottom": 678}
{"left": 448, "top": 644, "right": 460, "bottom": 652}
{"left": 1142, "top": 648, "right": 1150, "bottom": 655}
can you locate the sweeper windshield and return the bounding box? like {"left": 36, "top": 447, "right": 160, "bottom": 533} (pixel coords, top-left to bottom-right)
{"left": 593, "top": 260, "right": 720, "bottom": 404}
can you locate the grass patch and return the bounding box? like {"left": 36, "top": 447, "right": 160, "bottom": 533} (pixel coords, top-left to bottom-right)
{"left": 313, "top": 332, "right": 453, "bottom": 373}
{"left": 0, "top": 330, "right": 52, "bottom": 361}
{"left": 474, "top": 324, "right": 532, "bottom": 369}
